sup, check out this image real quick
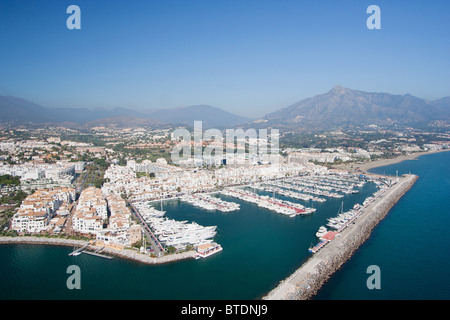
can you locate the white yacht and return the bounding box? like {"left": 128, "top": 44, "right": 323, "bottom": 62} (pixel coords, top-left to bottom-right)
{"left": 316, "top": 226, "right": 328, "bottom": 238}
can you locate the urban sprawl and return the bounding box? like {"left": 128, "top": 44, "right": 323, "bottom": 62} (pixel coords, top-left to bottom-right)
{"left": 1, "top": 125, "right": 448, "bottom": 259}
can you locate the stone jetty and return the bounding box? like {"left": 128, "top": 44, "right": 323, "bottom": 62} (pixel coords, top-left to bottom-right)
{"left": 263, "top": 174, "right": 418, "bottom": 300}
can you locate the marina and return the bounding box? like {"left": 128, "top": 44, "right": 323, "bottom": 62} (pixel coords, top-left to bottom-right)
{"left": 0, "top": 142, "right": 447, "bottom": 301}
{"left": 0, "top": 171, "right": 419, "bottom": 300}
{"left": 275, "top": 172, "right": 369, "bottom": 199}
{"left": 309, "top": 176, "right": 395, "bottom": 253}
{"left": 221, "top": 187, "right": 315, "bottom": 217}
{"left": 181, "top": 193, "right": 240, "bottom": 212}
{"left": 264, "top": 174, "right": 418, "bottom": 300}
{"left": 133, "top": 200, "right": 219, "bottom": 252}
{"left": 252, "top": 182, "right": 326, "bottom": 203}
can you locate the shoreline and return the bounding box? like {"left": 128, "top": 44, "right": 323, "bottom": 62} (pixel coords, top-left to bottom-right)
{"left": 0, "top": 236, "right": 196, "bottom": 265}
{"left": 333, "top": 149, "right": 449, "bottom": 173}
{"left": 262, "top": 173, "right": 418, "bottom": 300}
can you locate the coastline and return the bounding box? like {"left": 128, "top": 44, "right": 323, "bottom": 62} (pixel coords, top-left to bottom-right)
{"left": 0, "top": 236, "right": 196, "bottom": 265}
{"left": 263, "top": 173, "right": 418, "bottom": 300}
{"left": 0, "top": 152, "right": 434, "bottom": 297}
{"left": 333, "top": 149, "right": 450, "bottom": 173}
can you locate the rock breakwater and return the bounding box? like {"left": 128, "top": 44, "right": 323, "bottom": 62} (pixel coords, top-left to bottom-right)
{"left": 263, "top": 174, "right": 418, "bottom": 300}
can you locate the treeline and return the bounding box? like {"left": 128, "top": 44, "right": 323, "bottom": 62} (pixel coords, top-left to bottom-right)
{"left": 0, "top": 190, "right": 28, "bottom": 205}
{"left": 0, "top": 175, "right": 20, "bottom": 186}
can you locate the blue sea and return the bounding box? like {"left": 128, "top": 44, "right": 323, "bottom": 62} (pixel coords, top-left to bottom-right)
{"left": 0, "top": 151, "right": 448, "bottom": 300}
{"left": 315, "top": 151, "right": 450, "bottom": 300}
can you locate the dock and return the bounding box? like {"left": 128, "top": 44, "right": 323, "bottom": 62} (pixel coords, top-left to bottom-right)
{"left": 69, "top": 243, "right": 114, "bottom": 259}
{"left": 81, "top": 250, "right": 114, "bottom": 259}
{"left": 68, "top": 243, "right": 90, "bottom": 256}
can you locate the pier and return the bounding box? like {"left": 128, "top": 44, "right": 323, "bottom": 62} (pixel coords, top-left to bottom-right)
{"left": 221, "top": 187, "right": 315, "bottom": 216}
{"left": 263, "top": 174, "right": 418, "bottom": 300}
{"left": 68, "top": 243, "right": 90, "bottom": 256}
{"left": 68, "top": 243, "right": 114, "bottom": 259}
{"left": 81, "top": 249, "right": 113, "bottom": 259}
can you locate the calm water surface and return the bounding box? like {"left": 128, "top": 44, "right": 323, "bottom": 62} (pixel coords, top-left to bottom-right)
{"left": 315, "top": 151, "right": 450, "bottom": 300}
{"left": 2, "top": 153, "right": 448, "bottom": 299}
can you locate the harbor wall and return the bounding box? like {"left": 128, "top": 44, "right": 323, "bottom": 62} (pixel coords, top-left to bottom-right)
{"left": 0, "top": 236, "right": 196, "bottom": 264}
{"left": 263, "top": 174, "right": 419, "bottom": 300}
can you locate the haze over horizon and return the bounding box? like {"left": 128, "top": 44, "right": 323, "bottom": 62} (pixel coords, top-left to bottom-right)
{"left": 1, "top": 0, "right": 449, "bottom": 118}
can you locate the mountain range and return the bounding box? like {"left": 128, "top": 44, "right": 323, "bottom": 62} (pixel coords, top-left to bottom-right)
{"left": 258, "top": 85, "right": 450, "bottom": 130}
{"left": 1, "top": 86, "right": 449, "bottom": 131}
{"left": 0, "top": 96, "right": 250, "bottom": 129}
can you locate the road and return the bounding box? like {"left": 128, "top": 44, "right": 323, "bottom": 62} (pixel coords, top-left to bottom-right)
{"left": 129, "top": 203, "right": 165, "bottom": 257}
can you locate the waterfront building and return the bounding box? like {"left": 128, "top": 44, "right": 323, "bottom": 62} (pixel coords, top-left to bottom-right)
{"left": 10, "top": 187, "right": 75, "bottom": 233}
{"left": 128, "top": 225, "right": 142, "bottom": 244}
{"left": 95, "top": 230, "right": 128, "bottom": 248}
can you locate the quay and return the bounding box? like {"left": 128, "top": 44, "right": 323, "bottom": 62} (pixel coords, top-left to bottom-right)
{"left": 130, "top": 203, "right": 165, "bottom": 256}
{"left": 81, "top": 249, "right": 113, "bottom": 259}
{"left": 263, "top": 174, "right": 418, "bottom": 300}
{"left": 0, "top": 236, "right": 196, "bottom": 264}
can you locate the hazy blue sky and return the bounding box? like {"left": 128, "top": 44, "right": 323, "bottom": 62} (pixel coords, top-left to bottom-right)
{"left": 0, "top": 0, "right": 449, "bottom": 118}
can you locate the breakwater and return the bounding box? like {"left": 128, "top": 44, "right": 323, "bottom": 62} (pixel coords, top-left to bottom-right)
{"left": 0, "top": 236, "right": 196, "bottom": 265}
{"left": 263, "top": 174, "right": 418, "bottom": 300}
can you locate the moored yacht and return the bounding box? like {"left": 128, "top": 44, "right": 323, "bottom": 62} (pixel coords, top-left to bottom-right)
{"left": 316, "top": 226, "right": 328, "bottom": 238}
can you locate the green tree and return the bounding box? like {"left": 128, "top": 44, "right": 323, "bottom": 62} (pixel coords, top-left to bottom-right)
{"left": 166, "top": 246, "right": 176, "bottom": 254}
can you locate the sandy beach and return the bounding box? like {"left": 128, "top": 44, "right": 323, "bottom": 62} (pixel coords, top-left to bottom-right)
{"left": 333, "top": 149, "right": 450, "bottom": 173}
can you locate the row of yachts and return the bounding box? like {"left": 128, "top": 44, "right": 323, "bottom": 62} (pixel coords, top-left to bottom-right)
{"left": 282, "top": 179, "right": 345, "bottom": 198}
{"left": 133, "top": 201, "right": 217, "bottom": 250}
{"left": 221, "top": 187, "right": 316, "bottom": 217}
{"left": 180, "top": 193, "right": 240, "bottom": 212}
{"left": 253, "top": 182, "right": 326, "bottom": 202}
{"left": 283, "top": 174, "right": 364, "bottom": 198}
{"left": 314, "top": 181, "right": 394, "bottom": 242}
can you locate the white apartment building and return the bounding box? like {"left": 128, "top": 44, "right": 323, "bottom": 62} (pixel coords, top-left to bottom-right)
{"left": 11, "top": 187, "right": 76, "bottom": 233}
{"left": 106, "top": 194, "right": 131, "bottom": 232}
{"left": 72, "top": 207, "right": 103, "bottom": 233}
{"left": 72, "top": 187, "right": 107, "bottom": 234}
{"left": 76, "top": 187, "right": 108, "bottom": 219}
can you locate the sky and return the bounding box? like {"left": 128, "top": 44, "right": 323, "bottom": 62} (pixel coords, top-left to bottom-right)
{"left": 0, "top": 0, "right": 449, "bottom": 118}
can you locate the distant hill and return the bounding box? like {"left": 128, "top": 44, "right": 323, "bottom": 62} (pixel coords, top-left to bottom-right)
{"left": 0, "top": 96, "right": 249, "bottom": 129}
{"left": 0, "top": 95, "right": 151, "bottom": 125}
{"left": 0, "top": 95, "right": 52, "bottom": 123}
{"left": 258, "top": 86, "right": 450, "bottom": 130}
{"left": 2, "top": 89, "right": 448, "bottom": 131}
{"left": 83, "top": 116, "right": 165, "bottom": 128}
{"left": 146, "top": 105, "right": 251, "bottom": 129}
{"left": 433, "top": 96, "right": 450, "bottom": 110}
{"left": 48, "top": 107, "right": 153, "bottom": 124}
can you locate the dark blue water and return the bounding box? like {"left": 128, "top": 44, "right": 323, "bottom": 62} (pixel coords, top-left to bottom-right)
{"left": 315, "top": 151, "right": 450, "bottom": 300}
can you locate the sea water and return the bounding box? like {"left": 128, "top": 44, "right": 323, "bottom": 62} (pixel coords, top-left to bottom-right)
{"left": 2, "top": 152, "right": 447, "bottom": 300}
{"left": 314, "top": 151, "right": 450, "bottom": 300}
